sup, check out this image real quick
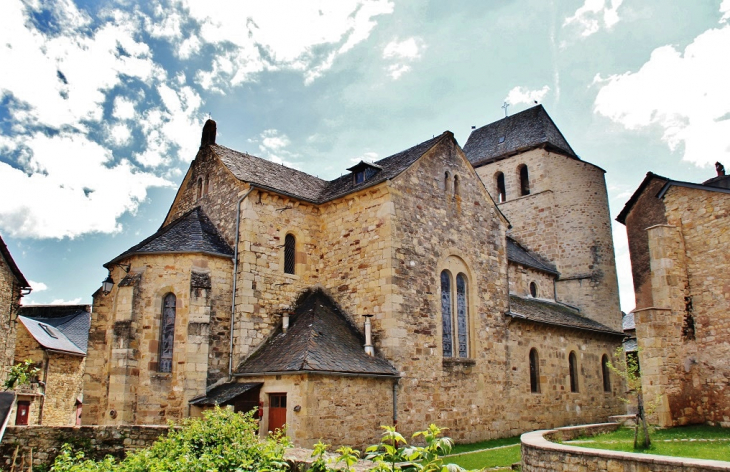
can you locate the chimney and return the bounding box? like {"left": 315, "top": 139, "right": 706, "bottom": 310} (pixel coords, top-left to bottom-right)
{"left": 363, "top": 314, "right": 374, "bottom": 356}
{"left": 201, "top": 119, "right": 217, "bottom": 147}
{"left": 716, "top": 161, "right": 725, "bottom": 177}
{"left": 281, "top": 312, "right": 290, "bottom": 333}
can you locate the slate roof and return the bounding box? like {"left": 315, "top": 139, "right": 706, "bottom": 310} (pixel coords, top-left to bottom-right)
{"left": 507, "top": 295, "right": 623, "bottom": 336}
{"left": 463, "top": 105, "right": 578, "bottom": 167}
{"left": 18, "top": 305, "right": 91, "bottom": 355}
{"left": 0, "top": 234, "right": 30, "bottom": 288}
{"left": 211, "top": 133, "right": 447, "bottom": 204}
{"left": 189, "top": 382, "right": 262, "bottom": 406}
{"left": 506, "top": 237, "right": 558, "bottom": 275}
{"left": 236, "top": 289, "right": 398, "bottom": 377}
{"left": 623, "top": 338, "right": 638, "bottom": 353}
{"left": 622, "top": 311, "right": 635, "bottom": 331}
{"left": 106, "top": 207, "right": 233, "bottom": 267}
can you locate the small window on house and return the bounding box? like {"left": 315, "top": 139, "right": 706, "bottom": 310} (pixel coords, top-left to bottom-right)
{"left": 569, "top": 351, "right": 579, "bottom": 393}
{"left": 39, "top": 323, "right": 58, "bottom": 339}
{"left": 529, "top": 282, "right": 538, "bottom": 298}
{"left": 602, "top": 354, "right": 611, "bottom": 392}
{"left": 519, "top": 165, "right": 530, "bottom": 196}
{"left": 496, "top": 172, "right": 506, "bottom": 203}
{"left": 355, "top": 170, "right": 365, "bottom": 184}
{"left": 498, "top": 136, "right": 505, "bottom": 144}
{"left": 159, "top": 293, "right": 176, "bottom": 373}
{"left": 203, "top": 174, "right": 209, "bottom": 195}
{"left": 453, "top": 175, "right": 460, "bottom": 197}
{"left": 197, "top": 177, "right": 203, "bottom": 200}
{"left": 284, "top": 234, "right": 296, "bottom": 275}
{"left": 348, "top": 161, "right": 381, "bottom": 185}
{"left": 529, "top": 348, "right": 540, "bottom": 393}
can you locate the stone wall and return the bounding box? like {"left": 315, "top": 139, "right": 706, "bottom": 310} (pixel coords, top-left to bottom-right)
{"left": 0, "top": 250, "right": 20, "bottom": 383}
{"left": 475, "top": 149, "right": 621, "bottom": 331}
{"left": 0, "top": 424, "right": 169, "bottom": 469}
{"left": 521, "top": 423, "right": 730, "bottom": 472}
{"left": 508, "top": 264, "right": 555, "bottom": 299}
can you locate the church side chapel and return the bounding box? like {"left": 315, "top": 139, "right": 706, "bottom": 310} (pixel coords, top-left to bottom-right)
{"left": 84, "top": 106, "right": 626, "bottom": 447}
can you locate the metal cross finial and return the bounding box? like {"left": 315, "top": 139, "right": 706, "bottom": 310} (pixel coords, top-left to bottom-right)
{"left": 502, "top": 102, "right": 509, "bottom": 117}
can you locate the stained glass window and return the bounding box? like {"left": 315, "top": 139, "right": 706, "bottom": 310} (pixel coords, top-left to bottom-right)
{"left": 160, "top": 293, "right": 176, "bottom": 373}
{"left": 456, "top": 273, "right": 468, "bottom": 358}
{"left": 284, "top": 234, "right": 296, "bottom": 274}
{"left": 441, "top": 271, "right": 452, "bottom": 358}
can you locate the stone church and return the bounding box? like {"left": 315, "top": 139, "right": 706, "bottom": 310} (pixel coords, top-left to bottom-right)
{"left": 84, "top": 105, "right": 626, "bottom": 447}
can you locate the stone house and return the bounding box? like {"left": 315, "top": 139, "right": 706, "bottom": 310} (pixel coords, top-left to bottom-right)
{"left": 85, "top": 106, "right": 626, "bottom": 447}
{"left": 617, "top": 168, "right": 730, "bottom": 427}
{"left": 13, "top": 305, "right": 90, "bottom": 426}
{"left": 0, "top": 234, "right": 32, "bottom": 383}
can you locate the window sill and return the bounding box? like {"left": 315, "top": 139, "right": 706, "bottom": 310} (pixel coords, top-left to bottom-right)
{"left": 442, "top": 357, "right": 476, "bottom": 367}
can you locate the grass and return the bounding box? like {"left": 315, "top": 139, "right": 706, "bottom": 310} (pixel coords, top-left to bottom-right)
{"left": 568, "top": 425, "right": 730, "bottom": 462}
{"left": 443, "top": 435, "right": 522, "bottom": 470}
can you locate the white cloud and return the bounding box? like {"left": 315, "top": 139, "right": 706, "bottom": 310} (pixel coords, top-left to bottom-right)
{"left": 382, "top": 37, "right": 424, "bottom": 79}
{"left": 593, "top": 24, "right": 730, "bottom": 167}
{"left": 722, "top": 0, "right": 730, "bottom": 22}
{"left": 113, "top": 97, "right": 137, "bottom": 121}
{"left": 109, "top": 124, "right": 132, "bottom": 146}
{"left": 563, "top": 0, "right": 624, "bottom": 38}
{"left": 49, "top": 298, "right": 83, "bottom": 305}
{"left": 505, "top": 86, "right": 550, "bottom": 105}
{"left": 28, "top": 280, "right": 48, "bottom": 292}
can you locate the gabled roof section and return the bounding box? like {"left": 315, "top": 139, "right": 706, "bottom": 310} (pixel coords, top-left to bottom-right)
{"left": 236, "top": 289, "right": 398, "bottom": 377}
{"left": 210, "top": 133, "right": 448, "bottom": 204}
{"left": 507, "top": 294, "right": 623, "bottom": 336}
{"left": 463, "top": 105, "right": 578, "bottom": 167}
{"left": 189, "top": 382, "right": 262, "bottom": 406}
{"left": 0, "top": 234, "right": 30, "bottom": 289}
{"left": 616, "top": 172, "right": 670, "bottom": 225}
{"left": 18, "top": 305, "right": 91, "bottom": 355}
{"left": 622, "top": 311, "right": 635, "bottom": 331}
{"left": 506, "top": 237, "right": 559, "bottom": 276}
{"left": 106, "top": 207, "right": 233, "bottom": 267}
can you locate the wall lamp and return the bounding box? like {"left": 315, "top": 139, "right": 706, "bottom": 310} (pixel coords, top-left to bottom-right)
{"left": 101, "top": 263, "right": 131, "bottom": 295}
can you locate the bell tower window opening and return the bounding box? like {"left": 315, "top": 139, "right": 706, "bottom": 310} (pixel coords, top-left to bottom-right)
{"left": 569, "top": 351, "right": 579, "bottom": 393}
{"left": 159, "top": 293, "right": 176, "bottom": 373}
{"left": 529, "top": 348, "right": 540, "bottom": 393}
{"left": 284, "top": 234, "right": 296, "bottom": 275}
{"left": 496, "top": 172, "right": 506, "bottom": 202}
{"left": 519, "top": 165, "right": 530, "bottom": 196}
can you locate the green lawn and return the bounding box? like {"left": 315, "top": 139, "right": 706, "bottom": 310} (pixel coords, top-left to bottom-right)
{"left": 567, "top": 425, "right": 730, "bottom": 462}
{"left": 443, "top": 436, "right": 522, "bottom": 470}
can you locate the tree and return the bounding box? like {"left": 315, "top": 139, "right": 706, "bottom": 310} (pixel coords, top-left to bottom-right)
{"left": 3, "top": 359, "right": 40, "bottom": 391}
{"left": 607, "top": 347, "right": 655, "bottom": 449}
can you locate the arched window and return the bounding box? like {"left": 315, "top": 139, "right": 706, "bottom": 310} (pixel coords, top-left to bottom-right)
{"left": 519, "top": 165, "right": 530, "bottom": 196}
{"left": 203, "top": 174, "right": 209, "bottom": 195}
{"left": 602, "top": 354, "right": 611, "bottom": 392}
{"left": 284, "top": 234, "right": 296, "bottom": 275}
{"left": 444, "top": 171, "right": 451, "bottom": 194}
{"left": 441, "top": 270, "right": 469, "bottom": 358}
{"left": 453, "top": 175, "right": 460, "bottom": 198}
{"left": 160, "top": 293, "right": 176, "bottom": 373}
{"left": 496, "top": 172, "right": 506, "bottom": 203}
{"left": 569, "top": 351, "right": 579, "bottom": 393}
{"left": 529, "top": 281, "right": 538, "bottom": 298}
{"left": 196, "top": 178, "right": 203, "bottom": 200}
{"left": 440, "top": 271, "right": 453, "bottom": 358}
{"left": 529, "top": 348, "right": 540, "bottom": 393}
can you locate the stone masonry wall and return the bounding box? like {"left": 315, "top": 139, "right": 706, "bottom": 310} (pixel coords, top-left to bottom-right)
{"left": 476, "top": 149, "right": 621, "bottom": 331}
{"left": 84, "top": 253, "right": 233, "bottom": 425}
{"left": 0, "top": 251, "right": 19, "bottom": 383}
{"left": 508, "top": 263, "right": 555, "bottom": 299}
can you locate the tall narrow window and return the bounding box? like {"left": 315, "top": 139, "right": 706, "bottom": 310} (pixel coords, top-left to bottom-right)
{"left": 203, "top": 174, "right": 209, "bottom": 195}
{"left": 196, "top": 178, "right": 203, "bottom": 200}
{"left": 284, "top": 234, "right": 296, "bottom": 274}
{"left": 453, "top": 175, "right": 460, "bottom": 197}
{"left": 441, "top": 271, "right": 453, "bottom": 358}
{"left": 160, "top": 293, "right": 176, "bottom": 373}
{"left": 602, "top": 354, "right": 611, "bottom": 392}
{"left": 569, "top": 351, "right": 579, "bottom": 393}
{"left": 529, "top": 348, "right": 540, "bottom": 393}
{"left": 444, "top": 171, "right": 451, "bottom": 194}
{"left": 456, "top": 273, "right": 468, "bottom": 358}
{"left": 519, "top": 165, "right": 530, "bottom": 196}
{"left": 496, "top": 172, "right": 506, "bottom": 202}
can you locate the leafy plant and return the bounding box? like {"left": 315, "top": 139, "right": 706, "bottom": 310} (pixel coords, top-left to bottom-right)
{"left": 364, "top": 424, "right": 466, "bottom": 472}
{"left": 4, "top": 359, "right": 40, "bottom": 390}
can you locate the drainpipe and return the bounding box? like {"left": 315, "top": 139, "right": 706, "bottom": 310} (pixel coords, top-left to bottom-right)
{"left": 229, "top": 187, "right": 255, "bottom": 380}
{"left": 38, "top": 350, "right": 50, "bottom": 425}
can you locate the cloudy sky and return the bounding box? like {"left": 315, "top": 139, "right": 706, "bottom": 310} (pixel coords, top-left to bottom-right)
{"left": 2, "top": 0, "right": 729, "bottom": 311}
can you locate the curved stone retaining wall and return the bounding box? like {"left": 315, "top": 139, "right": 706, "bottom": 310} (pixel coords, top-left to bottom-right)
{"left": 521, "top": 423, "right": 730, "bottom": 472}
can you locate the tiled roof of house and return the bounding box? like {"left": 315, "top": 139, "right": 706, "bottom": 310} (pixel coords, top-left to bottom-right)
{"left": 189, "top": 382, "right": 262, "bottom": 406}
{"left": 18, "top": 305, "right": 91, "bottom": 355}
{"left": 0, "top": 234, "right": 30, "bottom": 288}
{"left": 506, "top": 237, "right": 558, "bottom": 275}
{"left": 236, "top": 289, "right": 398, "bottom": 377}
{"left": 463, "top": 105, "right": 578, "bottom": 167}
{"left": 106, "top": 207, "right": 233, "bottom": 267}
{"left": 622, "top": 311, "right": 635, "bottom": 331}
{"left": 212, "top": 133, "right": 447, "bottom": 204}
{"left": 507, "top": 295, "right": 622, "bottom": 336}
{"left": 623, "top": 338, "right": 638, "bottom": 353}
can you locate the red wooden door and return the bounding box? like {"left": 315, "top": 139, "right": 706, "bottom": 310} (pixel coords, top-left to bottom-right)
{"left": 268, "top": 393, "right": 287, "bottom": 434}
{"left": 15, "top": 401, "right": 29, "bottom": 425}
